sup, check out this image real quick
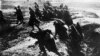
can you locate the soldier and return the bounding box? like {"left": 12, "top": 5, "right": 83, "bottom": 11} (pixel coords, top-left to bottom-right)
{"left": 42, "top": 8, "right": 48, "bottom": 21}
{"left": 63, "top": 10, "right": 73, "bottom": 26}
{"left": 56, "top": 10, "right": 63, "bottom": 19}
{"left": 45, "top": 9, "right": 54, "bottom": 21}
{"left": 60, "top": 4, "right": 63, "bottom": 9}
{"left": 48, "top": 9, "right": 56, "bottom": 19}
{"left": 34, "top": 2, "right": 39, "bottom": 9}
{"left": 0, "top": 11, "right": 6, "bottom": 24}
{"left": 44, "top": 1, "right": 52, "bottom": 10}
{"left": 14, "top": 6, "right": 24, "bottom": 24}
{"left": 54, "top": 20, "right": 69, "bottom": 43}
{"left": 30, "top": 25, "right": 61, "bottom": 56}
{"left": 54, "top": 9, "right": 58, "bottom": 18}
{"left": 28, "top": 7, "right": 40, "bottom": 27}
{"left": 68, "top": 25, "right": 84, "bottom": 56}
{"left": 76, "top": 22, "right": 83, "bottom": 39}
{"left": 34, "top": 2, "right": 42, "bottom": 19}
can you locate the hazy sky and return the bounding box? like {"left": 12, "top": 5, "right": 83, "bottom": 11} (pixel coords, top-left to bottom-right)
{"left": 67, "top": 0, "right": 100, "bottom": 3}
{"left": 3, "top": 0, "right": 100, "bottom": 3}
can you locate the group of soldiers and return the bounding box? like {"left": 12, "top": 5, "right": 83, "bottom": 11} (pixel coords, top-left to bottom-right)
{"left": 0, "top": 1, "right": 84, "bottom": 56}
{"left": 29, "top": 2, "right": 84, "bottom": 56}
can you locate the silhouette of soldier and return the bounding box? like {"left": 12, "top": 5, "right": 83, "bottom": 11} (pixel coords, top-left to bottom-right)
{"left": 60, "top": 4, "right": 63, "bottom": 9}
{"left": 0, "top": 11, "right": 6, "bottom": 24}
{"left": 56, "top": 10, "right": 63, "bottom": 19}
{"left": 48, "top": 9, "right": 56, "bottom": 19}
{"left": 34, "top": 2, "right": 39, "bottom": 9}
{"left": 42, "top": 8, "right": 54, "bottom": 21}
{"left": 29, "top": 25, "right": 61, "bottom": 56}
{"left": 44, "top": 9, "right": 54, "bottom": 21}
{"left": 76, "top": 22, "right": 84, "bottom": 40}
{"left": 54, "top": 9, "right": 59, "bottom": 18}
{"left": 42, "top": 8, "right": 48, "bottom": 21}
{"left": 14, "top": 6, "right": 24, "bottom": 24}
{"left": 54, "top": 20, "right": 69, "bottom": 43}
{"left": 62, "top": 10, "right": 73, "bottom": 26}
{"left": 68, "top": 25, "right": 84, "bottom": 56}
{"left": 28, "top": 7, "right": 40, "bottom": 27}
{"left": 34, "top": 2, "right": 42, "bottom": 19}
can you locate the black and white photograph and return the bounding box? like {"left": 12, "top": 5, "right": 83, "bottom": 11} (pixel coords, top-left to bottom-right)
{"left": 0, "top": 0, "right": 100, "bottom": 56}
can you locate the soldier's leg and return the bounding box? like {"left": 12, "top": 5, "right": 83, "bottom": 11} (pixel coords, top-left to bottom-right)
{"left": 39, "top": 43, "right": 46, "bottom": 54}
{"left": 48, "top": 39, "right": 61, "bottom": 56}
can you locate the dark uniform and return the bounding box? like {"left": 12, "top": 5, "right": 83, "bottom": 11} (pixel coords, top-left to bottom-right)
{"left": 42, "top": 8, "right": 48, "bottom": 21}
{"left": 14, "top": 6, "right": 24, "bottom": 24}
{"left": 76, "top": 22, "right": 83, "bottom": 39}
{"left": 48, "top": 9, "right": 56, "bottom": 19}
{"left": 30, "top": 26, "right": 61, "bottom": 56}
{"left": 63, "top": 10, "right": 73, "bottom": 26}
{"left": 60, "top": 4, "right": 63, "bottom": 9}
{"left": 45, "top": 9, "right": 54, "bottom": 21}
{"left": 34, "top": 2, "right": 42, "bottom": 19}
{"left": 29, "top": 8, "right": 40, "bottom": 27}
{"left": 44, "top": 1, "right": 52, "bottom": 10}
{"left": 56, "top": 10, "right": 63, "bottom": 19}
{"left": 54, "top": 9, "right": 58, "bottom": 18}
{"left": 54, "top": 20, "right": 69, "bottom": 43}
{"left": 0, "top": 11, "right": 6, "bottom": 24}
{"left": 68, "top": 25, "right": 84, "bottom": 56}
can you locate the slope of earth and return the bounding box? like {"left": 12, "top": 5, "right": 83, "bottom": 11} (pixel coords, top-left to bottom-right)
{"left": 70, "top": 7, "right": 100, "bottom": 56}
{"left": 0, "top": 21, "right": 68, "bottom": 56}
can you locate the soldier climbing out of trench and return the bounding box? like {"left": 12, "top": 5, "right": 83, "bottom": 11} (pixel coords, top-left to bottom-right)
{"left": 68, "top": 24, "right": 84, "bottom": 56}
{"left": 29, "top": 25, "right": 61, "bottom": 56}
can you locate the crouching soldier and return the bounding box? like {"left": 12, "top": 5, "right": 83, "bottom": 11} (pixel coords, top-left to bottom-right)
{"left": 29, "top": 25, "right": 61, "bottom": 56}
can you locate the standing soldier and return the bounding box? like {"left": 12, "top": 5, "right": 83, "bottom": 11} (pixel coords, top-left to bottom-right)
{"left": 45, "top": 9, "right": 54, "bottom": 21}
{"left": 44, "top": 1, "right": 52, "bottom": 10}
{"left": 54, "top": 9, "right": 58, "bottom": 18}
{"left": 34, "top": 2, "right": 39, "bottom": 9}
{"left": 48, "top": 9, "right": 56, "bottom": 19}
{"left": 14, "top": 6, "right": 24, "bottom": 24}
{"left": 34, "top": 2, "right": 42, "bottom": 19}
{"left": 28, "top": 7, "right": 40, "bottom": 27}
{"left": 54, "top": 20, "right": 69, "bottom": 43}
{"left": 68, "top": 25, "right": 84, "bottom": 56}
{"left": 0, "top": 11, "right": 6, "bottom": 24}
{"left": 42, "top": 8, "right": 48, "bottom": 21}
{"left": 63, "top": 10, "right": 73, "bottom": 26}
{"left": 76, "top": 22, "right": 84, "bottom": 40}
{"left": 60, "top": 4, "right": 63, "bottom": 9}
